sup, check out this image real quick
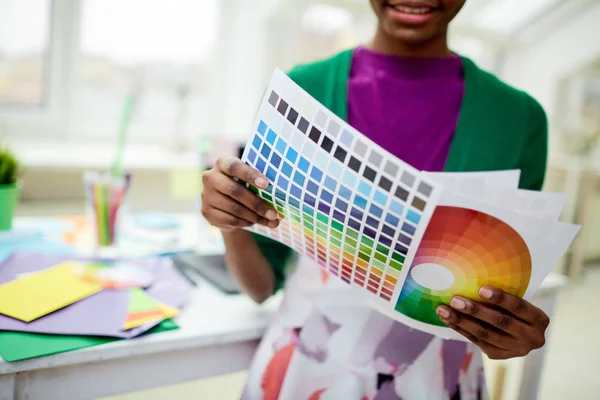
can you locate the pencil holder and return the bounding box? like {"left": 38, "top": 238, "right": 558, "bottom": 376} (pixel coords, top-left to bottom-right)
{"left": 84, "top": 171, "right": 130, "bottom": 249}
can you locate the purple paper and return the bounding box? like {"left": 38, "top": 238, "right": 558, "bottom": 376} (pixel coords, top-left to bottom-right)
{"left": 126, "top": 254, "right": 193, "bottom": 336}
{"left": 0, "top": 252, "right": 192, "bottom": 338}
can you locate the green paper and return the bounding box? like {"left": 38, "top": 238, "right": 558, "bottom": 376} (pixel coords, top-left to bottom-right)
{"left": 128, "top": 287, "right": 160, "bottom": 313}
{"left": 0, "top": 319, "right": 178, "bottom": 362}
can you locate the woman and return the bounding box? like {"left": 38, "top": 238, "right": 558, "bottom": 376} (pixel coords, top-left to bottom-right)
{"left": 201, "top": 0, "right": 551, "bottom": 398}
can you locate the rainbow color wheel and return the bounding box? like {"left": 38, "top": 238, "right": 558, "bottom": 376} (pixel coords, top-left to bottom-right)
{"left": 395, "top": 206, "right": 532, "bottom": 326}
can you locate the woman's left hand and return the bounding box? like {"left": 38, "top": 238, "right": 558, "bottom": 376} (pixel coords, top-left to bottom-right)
{"left": 436, "top": 287, "right": 550, "bottom": 360}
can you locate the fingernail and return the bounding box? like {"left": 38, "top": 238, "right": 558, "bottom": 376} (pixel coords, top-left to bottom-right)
{"left": 479, "top": 287, "right": 493, "bottom": 299}
{"left": 268, "top": 220, "right": 279, "bottom": 228}
{"left": 265, "top": 209, "right": 277, "bottom": 220}
{"left": 254, "top": 177, "right": 268, "bottom": 188}
{"left": 436, "top": 307, "right": 450, "bottom": 319}
{"left": 451, "top": 298, "right": 466, "bottom": 310}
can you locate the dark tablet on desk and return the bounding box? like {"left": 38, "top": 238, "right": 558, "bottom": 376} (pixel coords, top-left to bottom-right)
{"left": 172, "top": 253, "right": 240, "bottom": 295}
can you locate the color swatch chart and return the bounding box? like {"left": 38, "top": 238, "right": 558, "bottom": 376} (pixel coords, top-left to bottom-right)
{"left": 241, "top": 69, "right": 440, "bottom": 305}
{"left": 238, "top": 69, "right": 582, "bottom": 340}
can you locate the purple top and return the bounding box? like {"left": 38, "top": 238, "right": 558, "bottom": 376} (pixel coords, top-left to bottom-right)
{"left": 348, "top": 46, "right": 464, "bottom": 172}
{"left": 349, "top": 46, "right": 468, "bottom": 396}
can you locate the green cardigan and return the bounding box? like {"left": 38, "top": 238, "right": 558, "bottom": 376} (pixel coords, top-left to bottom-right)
{"left": 255, "top": 49, "right": 548, "bottom": 292}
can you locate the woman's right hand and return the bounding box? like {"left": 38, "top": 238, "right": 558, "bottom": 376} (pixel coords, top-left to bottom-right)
{"left": 201, "top": 157, "right": 280, "bottom": 232}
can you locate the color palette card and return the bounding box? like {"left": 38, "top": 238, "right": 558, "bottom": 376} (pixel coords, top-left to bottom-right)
{"left": 240, "top": 69, "right": 580, "bottom": 340}
{"left": 0, "top": 261, "right": 103, "bottom": 322}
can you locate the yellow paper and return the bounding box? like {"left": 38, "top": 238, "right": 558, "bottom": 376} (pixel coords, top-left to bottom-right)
{"left": 0, "top": 262, "right": 103, "bottom": 322}
{"left": 170, "top": 168, "right": 203, "bottom": 199}
{"left": 123, "top": 304, "right": 180, "bottom": 330}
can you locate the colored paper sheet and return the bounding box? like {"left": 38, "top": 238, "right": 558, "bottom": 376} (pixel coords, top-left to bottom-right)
{"left": 424, "top": 171, "right": 567, "bottom": 221}
{"left": 0, "top": 261, "right": 102, "bottom": 322}
{"left": 0, "top": 319, "right": 178, "bottom": 362}
{"left": 127, "top": 309, "right": 164, "bottom": 320}
{"left": 169, "top": 167, "right": 202, "bottom": 199}
{"left": 59, "top": 215, "right": 90, "bottom": 244}
{"left": 134, "top": 212, "right": 180, "bottom": 230}
{"left": 129, "top": 287, "right": 160, "bottom": 312}
{"left": 124, "top": 304, "right": 179, "bottom": 330}
{"left": 0, "top": 237, "right": 73, "bottom": 264}
{"left": 240, "top": 68, "right": 580, "bottom": 340}
{"left": 71, "top": 261, "right": 154, "bottom": 289}
{"left": 0, "top": 253, "right": 190, "bottom": 338}
{"left": 123, "top": 288, "right": 180, "bottom": 330}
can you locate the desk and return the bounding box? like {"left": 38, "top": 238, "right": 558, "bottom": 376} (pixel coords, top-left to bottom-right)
{"left": 0, "top": 215, "right": 566, "bottom": 400}
{"left": 0, "top": 274, "right": 282, "bottom": 400}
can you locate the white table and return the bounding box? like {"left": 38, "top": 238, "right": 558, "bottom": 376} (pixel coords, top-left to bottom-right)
{"left": 0, "top": 274, "right": 282, "bottom": 400}
{"left": 0, "top": 215, "right": 567, "bottom": 400}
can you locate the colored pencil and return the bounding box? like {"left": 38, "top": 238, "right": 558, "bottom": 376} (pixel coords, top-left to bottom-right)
{"left": 112, "top": 95, "right": 135, "bottom": 178}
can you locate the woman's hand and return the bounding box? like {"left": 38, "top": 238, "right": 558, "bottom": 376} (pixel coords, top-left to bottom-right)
{"left": 436, "top": 287, "right": 550, "bottom": 360}
{"left": 201, "top": 157, "right": 279, "bottom": 232}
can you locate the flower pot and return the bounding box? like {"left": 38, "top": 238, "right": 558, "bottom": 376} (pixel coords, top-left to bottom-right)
{"left": 0, "top": 183, "right": 19, "bottom": 231}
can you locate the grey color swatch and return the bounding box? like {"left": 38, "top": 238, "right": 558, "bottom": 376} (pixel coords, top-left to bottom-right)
{"left": 315, "top": 110, "right": 328, "bottom": 128}
{"left": 354, "top": 140, "right": 368, "bottom": 157}
{"left": 384, "top": 160, "right": 399, "bottom": 177}
{"left": 401, "top": 171, "right": 416, "bottom": 187}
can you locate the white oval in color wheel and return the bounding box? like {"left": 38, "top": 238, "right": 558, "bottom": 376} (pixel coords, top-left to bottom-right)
{"left": 410, "top": 263, "right": 455, "bottom": 291}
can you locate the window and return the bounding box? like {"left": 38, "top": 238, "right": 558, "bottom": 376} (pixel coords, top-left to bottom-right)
{"left": 73, "top": 0, "right": 218, "bottom": 140}
{"left": 0, "top": 0, "right": 51, "bottom": 107}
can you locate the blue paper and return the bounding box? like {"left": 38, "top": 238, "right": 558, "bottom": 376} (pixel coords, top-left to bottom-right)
{"left": 0, "top": 238, "right": 73, "bottom": 264}
{"left": 13, "top": 219, "right": 74, "bottom": 235}
{"left": 0, "top": 229, "right": 42, "bottom": 245}
{"left": 134, "top": 213, "right": 180, "bottom": 230}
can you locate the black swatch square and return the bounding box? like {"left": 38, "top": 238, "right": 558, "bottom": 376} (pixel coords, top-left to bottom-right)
{"left": 298, "top": 117, "right": 309, "bottom": 133}
{"left": 349, "top": 218, "right": 361, "bottom": 231}
{"left": 395, "top": 186, "right": 409, "bottom": 201}
{"left": 395, "top": 243, "right": 408, "bottom": 255}
{"left": 277, "top": 99, "right": 288, "bottom": 116}
{"left": 363, "top": 166, "right": 376, "bottom": 182}
{"left": 287, "top": 108, "right": 299, "bottom": 125}
{"left": 350, "top": 207, "right": 363, "bottom": 221}
{"left": 349, "top": 156, "right": 361, "bottom": 172}
{"left": 321, "top": 136, "right": 334, "bottom": 153}
{"left": 380, "top": 235, "right": 392, "bottom": 247}
{"left": 364, "top": 227, "right": 377, "bottom": 239}
{"left": 268, "top": 91, "right": 279, "bottom": 107}
{"left": 309, "top": 126, "right": 321, "bottom": 143}
{"left": 382, "top": 224, "right": 395, "bottom": 238}
{"left": 378, "top": 176, "right": 392, "bottom": 191}
{"left": 333, "top": 210, "right": 346, "bottom": 224}
{"left": 334, "top": 146, "right": 347, "bottom": 163}
{"left": 366, "top": 216, "right": 379, "bottom": 229}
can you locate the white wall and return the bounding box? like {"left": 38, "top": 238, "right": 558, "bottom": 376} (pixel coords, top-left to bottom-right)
{"left": 501, "top": 1, "right": 600, "bottom": 126}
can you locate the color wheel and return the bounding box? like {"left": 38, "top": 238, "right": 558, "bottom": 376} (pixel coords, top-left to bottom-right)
{"left": 395, "top": 206, "right": 532, "bottom": 326}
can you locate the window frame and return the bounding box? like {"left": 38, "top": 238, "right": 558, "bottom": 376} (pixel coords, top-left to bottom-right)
{"left": 0, "top": 0, "right": 82, "bottom": 140}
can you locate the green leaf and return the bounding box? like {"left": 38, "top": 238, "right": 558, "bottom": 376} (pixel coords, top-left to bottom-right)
{"left": 0, "top": 146, "right": 20, "bottom": 185}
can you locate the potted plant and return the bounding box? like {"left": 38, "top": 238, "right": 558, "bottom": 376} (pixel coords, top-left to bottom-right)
{"left": 0, "top": 146, "right": 20, "bottom": 231}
